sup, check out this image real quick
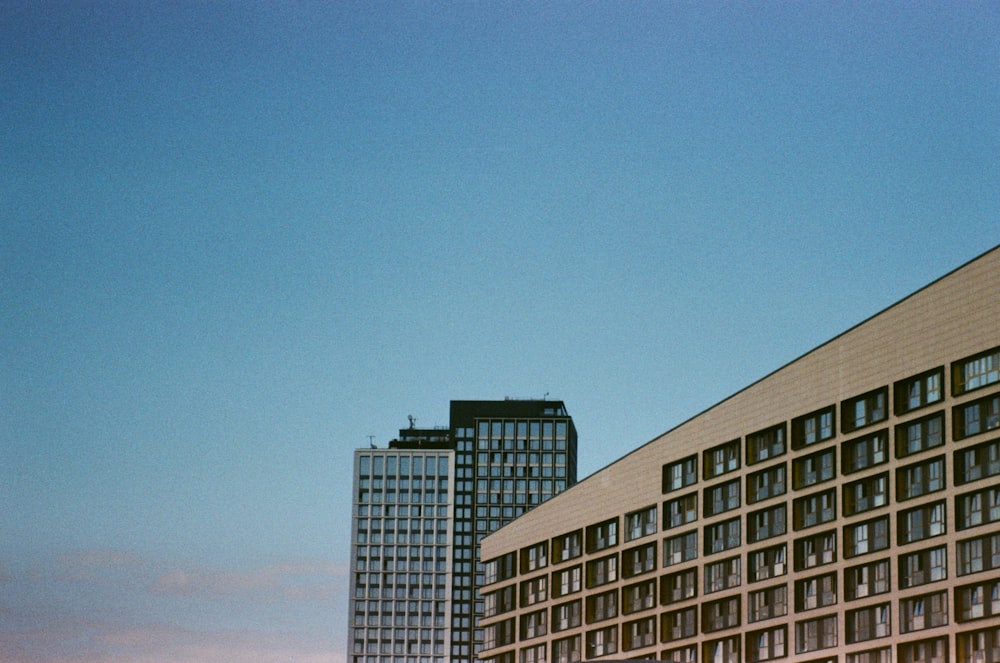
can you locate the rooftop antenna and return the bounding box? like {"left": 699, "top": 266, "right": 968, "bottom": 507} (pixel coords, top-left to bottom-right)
{"left": 544, "top": 392, "right": 549, "bottom": 400}
{"left": 408, "top": 414, "right": 417, "bottom": 429}
{"left": 368, "top": 435, "right": 376, "bottom": 449}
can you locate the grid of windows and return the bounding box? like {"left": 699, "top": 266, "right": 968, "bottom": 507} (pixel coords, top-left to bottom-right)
{"left": 350, "top": 449, "right": 453, "bottom": 663}
{"left": 479, "top": 337, "right": 1000, "bottom": 663}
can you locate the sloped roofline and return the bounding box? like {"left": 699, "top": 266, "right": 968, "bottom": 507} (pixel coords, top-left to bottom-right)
{"left": 575, "top": 242, "right": 1000, "bottom": 484}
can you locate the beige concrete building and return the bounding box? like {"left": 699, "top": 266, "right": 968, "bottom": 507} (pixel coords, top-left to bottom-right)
{"left": 480, "top": 246, "right": 1000, "bottom": 663}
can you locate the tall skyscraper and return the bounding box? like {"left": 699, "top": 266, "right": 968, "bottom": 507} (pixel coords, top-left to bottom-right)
{"left": 348, "top": 427, "right": 454, "bottom": 663}
{"left": 347, "top": 399, "right": 579, "bottom": 663}
{"left": 449, "top": 400, "right": 579, "bottom": 663}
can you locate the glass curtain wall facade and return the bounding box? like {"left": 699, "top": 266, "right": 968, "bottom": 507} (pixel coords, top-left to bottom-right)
{"left": 449, "top": 400, "right": 579, "bottom": 663}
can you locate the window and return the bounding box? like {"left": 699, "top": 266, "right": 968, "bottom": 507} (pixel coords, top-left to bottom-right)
{"left": 747, "top": 463, "right": 786, "bottom": 505}
{"left": 748, "top": 585, "right": 787, "bottom": 622}
{"left": 705, "top": 479, "right": 741, "bottom": 517}
{"left": 897, "top": 455, "right": 946, "bottom": 501}
{"left": 585, "top": 625, "right": 617, "bottom": 657}
{"left": 794, "top": 530, "right": 837, "bottom": 570}
{"left": 585, "top": 518, "right": 618, "bottom": 553}
{"left": 795, "top": 614, "right": 837, "bottom": 653}
{"left": 895, "top": 368, "right": 944, "bottom": 415}
{"left": 792, "top": 405, "right": 836, "bottom": 450}
{"left": 845, "top": 558, "right": 891, "bottom": 600}
{"left": 844, "top": 473, "right": 889, "bottom": 516}
{"left": 623, "top": 579, "right": 657, "bottom": 615}
{"left": 521, "top": 644, "right": 546, "bottom": 663}
{"left": 900, "top": 591, "right": 948, "bottom": 633}
{"left": 623, "top": 616, "right": 655, "bottom": 651}
{"left": 585, "top": 554, "right": 617, "bottom": 588}
{"left": 664, "top": 493, "right": 698, "bottom": 530}
{"left": 898, "top": 500, "right": 946, "bottom": 545}
{"left": 954, "top": 346, "right": 1000, "bottom": 395}
{"left": 747, "top": 424, "right": 786, "bottom": 465}
{"left": 704, "top": 556, "right": 741, "bottom": 595}
{"left": 552, "top": 634, "right": 581, "bottom": 663}
{"left": 551, "top": 599, "right": 582, "bottom": 632}
{"left": 552, "top": 530, "right": 582, "bottom": 562}
{"left": 847, "top": 603, "right": 891, "bottom": 643}
{"left": 957, "top": 486, "right": 1000, "bottom": 530}
{"left": 664, "top": 456, "right": 698, "bottom": 493}
{"left": 842, "top": 429, "right": 889, "bottom": 475}
{"left": 793, "top": 447, "right": 836, "bottom": 490}
{"left": 848, "top": 647, "right": 891, "bottom": 663}
{"left": 622, "top": 542, "right": 656, "bottom": 578}
{"left": 845, "top": 516, "right": 889, "bottom": 558}
{"left": 485, "top": 616, "right": 516, "bottom": 650}
{"left": 843, "top": 388, "right": 888, "bottom": 433}
{"left": 748, "top": 543, "right": 787, "bottom": 583}
{"left": 896, "top": 412, "right": 945, "bottom": 458}
{"left": 956, "top": 395, "right": 1000, "bottom": 440}
{"left": 748, "top": 504, "right": 786, "bottom": 543}
{"left": 486, "top": 584, "right": 516, "bottom": 616}
{"left": 521, "top": 575, "right": 547, "bottom": 607}
{"left": 483, "top": 553, "right": 513, "bottom": 586}
{"left": 795, "top": 572, "right": 837, "bottom": 612}
{"left": 793, "top": 489, "right": 836, "bottom": 530}
{"left": 520, "top": 609, "right": 547, "bottom": 640}
{"left": 956, "top": 627, "right": 1000, "bottom": 663}
{"left": 957, "top": 532, "right": 1000, "bottom": 576}
{"left": 703, "top": 635, "right": 740, "bottom": 663}
{"left": 956, "top": 578, "right": 1000, "bottom": 622}
{"left": 521, "top": 542, "right": 548, "bottom": 573}
{"left": 897, "top": 636, "right": 948, "bottom": 663}
{"left": 661, "top": 568, "right": 697, "bottom": 605}
{"left": 746, "top": 626, "right": 786, "bottom": 663}
{"left": 705, "top": 439, "right": 741, "bottom": 479}
{"left": 664, "top": 530, "right": 698, "bottom": 567}
{"left": 954, "top": 437, "right": 1000, "bottom": 485}
{"left": 704, "top": 518, "right": 741, "bottom": 555}
{"left": 899, "top": 545, "right": 947, "bottom": 589}
{"left": 552, "top": 565, "right": 581, "bottom": 598}
{"left": 661, "top": 606, "right": 697, "bottom": 643}
{"left": 585, "top": 589, "right": 617, "bottom": 624}
{"left": 626, "top": 505, "right": 658, "bottom": 542}
{"left": 702, "top": 595, "right": 741, "bottom": 633}
{"left": 663, "top": 645, "right": 698, "bottom": 663}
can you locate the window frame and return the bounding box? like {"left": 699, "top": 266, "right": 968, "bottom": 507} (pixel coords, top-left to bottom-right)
{"left": 747, "top": 463, "right": 786, "bottom": 505}
{"left": 704, "top": 439, "right": 741, "bottom": 480}
{"left": 954, "top": 394, "right": 1000, "bottom": 440}
{"left": 842, "top": 429, "right": 889, "bottom": 475}
{"left": 748, "top": 543, "right": 787, "bottom": 583}
{"left": 843, "top": 472, "right": 890, "bottom": 517}
{"left": 897, "top": 500, "right": 947, "bottom": 546}
{"left": 894, "top": 367, "right": 944, "bottom": 416}
{"left": 842, "top": 387, "right": 889, "bottom": 434}
{"left": 792, "top": 405, "right": 836, "bottom": 450}
{"left": 792, "top": 447, "right": 837, "bottom": 490}
{"left": 953, "top": 346, "right": 1000, "bottom": 396}
{"left": 663, "top": 455, "right": 698, "bottom": 494}
{"left": 747, "top": 423, "right": 787, "bottom": 466}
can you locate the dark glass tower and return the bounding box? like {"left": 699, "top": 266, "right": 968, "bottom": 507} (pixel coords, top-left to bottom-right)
{"left": 448, "top": 400, "right": 578, "bottom": 663}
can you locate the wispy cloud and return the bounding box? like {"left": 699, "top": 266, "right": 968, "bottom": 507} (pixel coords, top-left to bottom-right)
{"left": 1, "top": 550, "right": 350, "bottom": 663}
{"left": 1, "top": 620, "right": 345, "bottom": 663}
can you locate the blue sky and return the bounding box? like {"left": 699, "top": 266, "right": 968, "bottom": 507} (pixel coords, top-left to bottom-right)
{"left": 2, "top": 2, "right": 998, "bottom": 661}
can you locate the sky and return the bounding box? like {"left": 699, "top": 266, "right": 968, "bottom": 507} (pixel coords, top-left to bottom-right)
{"left": 1, "top": 1, "right": 998, "bottom": 661}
